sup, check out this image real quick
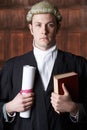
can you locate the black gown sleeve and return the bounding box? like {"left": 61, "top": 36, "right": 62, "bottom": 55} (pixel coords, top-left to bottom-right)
{"left": 0, "top": 58, "right": 15, "bottom": 129}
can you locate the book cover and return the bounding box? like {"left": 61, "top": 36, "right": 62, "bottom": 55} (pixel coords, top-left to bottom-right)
{"left": 53, "top": 72, "right": 79, "bottom": 102}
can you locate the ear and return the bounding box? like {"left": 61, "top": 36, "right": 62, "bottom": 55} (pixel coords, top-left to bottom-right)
{"left": 28, "top": 24, "right": 33, "bottom": 35}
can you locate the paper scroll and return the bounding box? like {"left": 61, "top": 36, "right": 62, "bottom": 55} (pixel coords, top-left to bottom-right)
{"left": 20, "top": 65, "right": 36, "bottom": 118}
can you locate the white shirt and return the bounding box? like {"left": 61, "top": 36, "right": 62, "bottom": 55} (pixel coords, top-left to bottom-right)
{"left": 33, "top": 45, "right": 58, "bottom": 90}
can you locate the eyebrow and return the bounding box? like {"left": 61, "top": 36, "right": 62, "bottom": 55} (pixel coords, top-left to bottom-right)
{"left": 34, "top": 20, "right": 56, "bottom": 24}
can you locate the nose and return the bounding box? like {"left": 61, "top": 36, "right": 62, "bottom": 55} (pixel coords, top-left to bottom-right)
{"left": 41, "top": 25, "right": 48, "bottom": 34}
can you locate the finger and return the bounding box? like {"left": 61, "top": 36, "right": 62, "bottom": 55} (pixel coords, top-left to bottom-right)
{"left": 62, "top": 83, "right": 69, "bottom": 95}
{"left": 56, "top": 110, "right": 60, "bottom": 114}
{"left": 22, "top": 93, "right": 34, "bottom": 98}
{"left": 51, "top": 92, "right": 58, "bottom": 98}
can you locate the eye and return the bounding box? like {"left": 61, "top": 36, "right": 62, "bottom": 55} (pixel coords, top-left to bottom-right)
{"left": 48, "top": 23, "right": 55, "bottom": 28}
{"left": 35, "top": 23, "right": 41, "bottom": 27}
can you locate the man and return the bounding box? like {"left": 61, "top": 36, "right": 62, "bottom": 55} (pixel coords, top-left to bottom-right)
{"left": 0, "top": 1, "right": 87, "bottom": 130}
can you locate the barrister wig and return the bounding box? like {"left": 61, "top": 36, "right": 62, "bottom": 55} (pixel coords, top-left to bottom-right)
{"left": 26, "top": 1, "right": 62, "bottom": 23}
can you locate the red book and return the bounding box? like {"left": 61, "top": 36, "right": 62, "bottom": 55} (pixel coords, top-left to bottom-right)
{"left": 53, "top": 72, "right": 79, "bottom": 102}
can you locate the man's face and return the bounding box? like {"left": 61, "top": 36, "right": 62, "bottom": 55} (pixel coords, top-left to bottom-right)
{"left": 29, "top": 13, "right": 58, "bottom": 50}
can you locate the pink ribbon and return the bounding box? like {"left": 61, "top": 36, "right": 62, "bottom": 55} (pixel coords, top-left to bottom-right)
{"left": 20, "top": 89, "right": 33, "bottom": 94}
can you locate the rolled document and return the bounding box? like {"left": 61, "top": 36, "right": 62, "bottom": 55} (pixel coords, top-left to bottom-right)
{"left": 20, "top": 65, "right": 36, "bottom": 118}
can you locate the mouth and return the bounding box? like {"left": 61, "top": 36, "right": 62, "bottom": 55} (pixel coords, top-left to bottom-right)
{"left": 40, "top": 37, "right": 48, "bottom": 40}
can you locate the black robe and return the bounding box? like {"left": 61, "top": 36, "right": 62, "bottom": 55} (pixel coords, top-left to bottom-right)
{"left": 0, "top": 49, "right": 87, "bottom": 130}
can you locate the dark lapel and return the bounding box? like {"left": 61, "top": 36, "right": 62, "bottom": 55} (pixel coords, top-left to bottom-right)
{"left": 20, "top": 51, "right": 37, "bottom": 67}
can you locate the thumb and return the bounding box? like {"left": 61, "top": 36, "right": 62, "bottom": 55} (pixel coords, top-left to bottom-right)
{"left": 62, "top": 83, "right": 69, "bottom": 95}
